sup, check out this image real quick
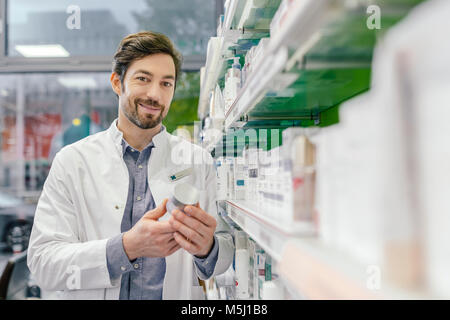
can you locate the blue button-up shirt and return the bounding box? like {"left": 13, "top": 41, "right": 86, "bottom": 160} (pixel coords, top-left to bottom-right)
{"left": 106, "top": 125, "right": 219, "bottom": 300}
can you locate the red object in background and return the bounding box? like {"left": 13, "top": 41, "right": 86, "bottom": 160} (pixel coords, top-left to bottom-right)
{"left": 91, "top": 110, "right": 100, "bottom": 124}
{"left": 1, "top": 114, "right": 62, "bottom": 162}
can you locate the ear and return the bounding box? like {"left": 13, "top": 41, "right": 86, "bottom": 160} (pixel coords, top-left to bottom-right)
{"left": 110, "top": 72, "right": 122, "bottom": 97}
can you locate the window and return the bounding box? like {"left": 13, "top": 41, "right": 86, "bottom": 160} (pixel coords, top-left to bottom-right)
{"left": 0, "top": 0, "right": 221, "bottom": 199}
{"left": 0, "top": 71, "right": 200, "bottom": 195}
{"left": 7, "top": 0, "right": 216, "bottom": 58}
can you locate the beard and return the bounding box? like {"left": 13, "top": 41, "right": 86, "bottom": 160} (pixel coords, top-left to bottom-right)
{"left": 121, "top": 96, "right": 165, "bottom": 130}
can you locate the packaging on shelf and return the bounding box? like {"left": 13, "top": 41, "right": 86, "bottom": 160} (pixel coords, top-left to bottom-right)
{"left": 270, "top": 0, "right": 296, "bottom": 38}
{"left": 226, "top": 157, "right": 235, "bottom": 200}
{"left": 223, "top": 57, "right": 242, "bottom": 114}
{"left": 217, "top": 14, "right": 224, "bottom": 36}
{"left": 252, "top": 131, "right": 316, "bottom": 232}
{"left": 200, "top": 66, "right": 206, "bottom": 90}
{"left": 226, "top": 229, "right": 282, "bottom": 300}
{"left": 251, "top": 38, "right": 270, "bottom": 76}
{"left": 314, "top": 123, "right": 344, "bottom": 248}
{"left": 256, "top": 148, "right": 284, "bottom": 221}
{"left": 234, "top": 231, "right": 249, "bottom": 299}
{"left": 215, "top": 157, "right": 228, "bottom": 201}
{"left": 291, "top": 135, "right": 316, "bottom": 223}
{"left": 407, "top": 1, "right": 450, "bottom": 296}
{"left": 316, "top": 42, "right": 425, "bottom": 290}
{"left": 233, "top": 156, "right": 246, "bottom": 200}
{"left": 255, "top": 248, "right": 266, "bottom": 300}
{"left": 242, "top": 38, "right": 270, "bottom": 87}
{"left": 215, "top": 265, "right": 236, "bottom": 300}
{"left": 205, "top": 37, "right": 221, "bottom": 69}
{"left": 316, "top": 90, "right": 395, "bottom": 272}
{"left": 210, "top": 84, "right": 225, "bottom": 131}
{"left": 243, "top": 147, "right": 261, "bottom": 201}
{"left": 248, "top": 238, "right": 256, "bottom": 299}
{"left": 243, "top": 45, "right": 256, "bottom": 85}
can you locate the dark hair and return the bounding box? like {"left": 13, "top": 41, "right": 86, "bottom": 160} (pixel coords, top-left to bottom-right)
{"left": 112, "top": 31, "right": 183, "bottom": 87}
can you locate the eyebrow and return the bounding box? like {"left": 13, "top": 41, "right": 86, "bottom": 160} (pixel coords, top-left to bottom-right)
{"left": 133, "top": 70, "right": 175, "bottom": 80}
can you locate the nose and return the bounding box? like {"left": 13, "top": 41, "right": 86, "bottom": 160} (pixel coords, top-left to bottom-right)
{"left": 145, "top": 81, "right": 162, "bottom": 104}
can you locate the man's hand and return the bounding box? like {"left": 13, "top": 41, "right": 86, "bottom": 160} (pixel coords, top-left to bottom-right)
{"left": 123, "top": 199, "right": 180, "bottom": 260}
{"left": 169, "top": 204, "right": 217, "bottom": 258}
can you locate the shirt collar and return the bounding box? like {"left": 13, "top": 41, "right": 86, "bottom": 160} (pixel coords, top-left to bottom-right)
{"left": 107, "top": 118, "right": 167, "bottom": 156}
{"left": 121, "top": 124, "right": 165, "bottom": 156}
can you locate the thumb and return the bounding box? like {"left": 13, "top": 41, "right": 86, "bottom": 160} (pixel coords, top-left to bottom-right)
{"left": 143, "top": 198, "right": 168, "bottom": 220}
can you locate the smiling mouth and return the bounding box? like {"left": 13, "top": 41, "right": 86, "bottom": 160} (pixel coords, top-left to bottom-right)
{"left": 139, "top": 103, "right": 161, "bottom": 111}
{"left": 138, "top": 103, "right": 163, "bottom": 116}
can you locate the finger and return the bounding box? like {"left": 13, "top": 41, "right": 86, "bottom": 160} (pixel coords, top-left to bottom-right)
{"left": 171, "top": 209, "right": 210, "bottom": 237}
{"left": 143, "top": 199, "right": 169, "bottom": 220}
{"left": 183, "top": 205, "right": 217, "bottom": 229}
{"left": 158, "top": 232, "right": 176, "bottom": 243}
{"left": 173, "top": 231, "right": 199, "bottom": 254}
{"left": 170, "top": 218, "right": 204, "bottom": 245}
{"left": 167, "top": 241, "right": 181, "bottom": 256}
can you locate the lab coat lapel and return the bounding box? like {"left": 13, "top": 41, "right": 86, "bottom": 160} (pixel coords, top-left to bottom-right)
{"left": 148, "top": 129, "right": 173, "bottom": 209}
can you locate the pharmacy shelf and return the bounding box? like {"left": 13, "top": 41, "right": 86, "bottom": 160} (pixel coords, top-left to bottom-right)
{"left": 198, "top": 0, "right": 276, "bottom": 119}
{"left": 221, "top": 200, "right": 315, "bottom": 262}
{"left": 201, "top": 0, "right": 422, "bottom": 153}
{"left": 222, "top": 0, "right": 325, "bottom": 129}
{"left": 203, "top": 0, "right": 429, "bottom": 301}
{"left": 278, "top": 238, "right": 436, "bottom": 300}
{"left": 223, "top": 0, "right": 381, "bottom": 130}
{"left": 224, "top": 46, "right": 289, "bottom": 129}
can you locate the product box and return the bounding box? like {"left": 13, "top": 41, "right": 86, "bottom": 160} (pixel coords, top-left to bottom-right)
{"left": 270, "top": 0, "right": 294, "bottom": 38}
{"left": 226, "top": 157, "right": 236, "bottom": 200}
{"left": 243, "top": 147, "right": 261, "bottom": 202}
{"left": 215, "top": 157, "right": 228, "bottom": 201}
{"left": 233, "top": 156, "right": 247, "bottom": 200}
{"left": 254, "top": 133, "right": 317, "bottom": 233}
{"left": 251, "top": 38, "right": 270, "bottom": 73}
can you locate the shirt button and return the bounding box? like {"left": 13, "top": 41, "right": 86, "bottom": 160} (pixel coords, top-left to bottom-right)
{"left": 136, "top": 196, "right": 142, "bottom": 201}
{"left": 120, "top": 266, "right": 126, "bottom": 271}
{"left": 138, "top": 165, "right": 143, "bottom": 169}
{"left": 134, "top": 263, "right": 139, "bottom": 269}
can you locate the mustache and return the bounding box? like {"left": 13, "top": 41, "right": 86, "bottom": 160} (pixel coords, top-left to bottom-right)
{"left": 135, "top": 98, "right": 164, "bottom": 110}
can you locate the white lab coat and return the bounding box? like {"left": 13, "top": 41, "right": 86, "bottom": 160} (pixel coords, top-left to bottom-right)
{"left": 27, "top": 119, "right": 234, "bottom": 300}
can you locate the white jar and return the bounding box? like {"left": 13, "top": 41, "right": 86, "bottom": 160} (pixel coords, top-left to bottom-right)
{"left": 166, "top": 182, "right": 200, "bottom": 215}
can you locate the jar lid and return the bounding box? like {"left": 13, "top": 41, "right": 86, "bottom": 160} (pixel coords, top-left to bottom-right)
{"left": 173, "top": 182, "right": 200, "bottom": 205}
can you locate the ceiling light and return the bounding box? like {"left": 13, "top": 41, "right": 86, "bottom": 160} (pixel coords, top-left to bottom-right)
{"left": 15, "top": 44, "right": 70, "bottom": 57}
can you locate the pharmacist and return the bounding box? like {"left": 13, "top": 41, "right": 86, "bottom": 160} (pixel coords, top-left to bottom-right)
{"left": 27, "top": 31, "right": 234, "bottom": 300}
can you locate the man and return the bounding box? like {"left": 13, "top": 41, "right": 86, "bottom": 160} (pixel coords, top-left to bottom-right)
{"left": 27, "top": 31, "right": 234, "bottom": 300}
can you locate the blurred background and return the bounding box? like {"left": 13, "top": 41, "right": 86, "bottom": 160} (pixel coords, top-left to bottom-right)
{"left": 0, "top": 0, "right": 449, "bottom": 301}
{"left": 0, "top": 0, "right": 223, "bottom": 299}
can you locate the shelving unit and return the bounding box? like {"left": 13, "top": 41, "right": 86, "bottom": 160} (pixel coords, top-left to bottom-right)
{"left": 198, "top": 0, "right": 429, "bottom": 300}
{"left": 278, "top": 239, "right": 434, "bottom": 300}
{"left": 219, "top": 200, "right": 315, "bottom": 262}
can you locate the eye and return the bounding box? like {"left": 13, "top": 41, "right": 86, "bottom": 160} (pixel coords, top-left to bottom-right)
{"left": 163, "top": 82, "right": 173, "bottom": 88}
{"left": 137, "top": 76, "right": 148, "bottom": 82}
